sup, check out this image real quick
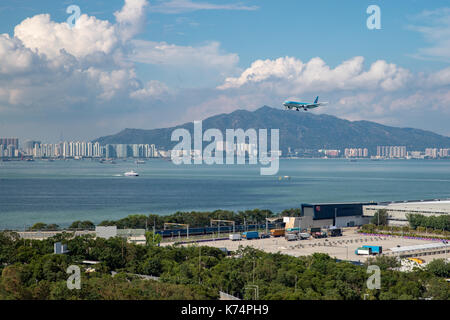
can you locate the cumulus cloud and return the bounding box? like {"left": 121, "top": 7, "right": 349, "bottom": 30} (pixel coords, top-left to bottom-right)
{"left": 14, "top": 14, "right": 119, "bottom": 60}
{"left": 149, "top": 0, "right": 258, "bottom": 14}
{"left": 0, "top": 34, "right": 38, "bottom": 75}
{"left": 1, "top": 0, "right": 450, "bottom": 140}
{"left": 0, "top": 0, "right": 162, "bottom": 112}
{"left": 211, "top": 55, "right": 450, "bottom": 136}
{"left": 114, "top": 0, "right": 149, "bottom": 42}
{"left": 218, "top": 56, "right": 411, "bottom": 94}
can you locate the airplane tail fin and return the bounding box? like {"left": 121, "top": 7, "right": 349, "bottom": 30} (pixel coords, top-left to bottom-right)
{"left": 314, "top": 96, "right": 319, "bottom": 104}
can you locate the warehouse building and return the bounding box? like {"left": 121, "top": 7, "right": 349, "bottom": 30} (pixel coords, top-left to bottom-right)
{"left": 363, "top": 199, "right": 450, "bottom": 226}
{"left": 287, "top": 202, "right": 374, "bottom": 230}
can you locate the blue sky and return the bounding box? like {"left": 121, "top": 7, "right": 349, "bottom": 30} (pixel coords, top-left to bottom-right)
{"left": 0, "top": 0, "right": 449, "bottom": 142}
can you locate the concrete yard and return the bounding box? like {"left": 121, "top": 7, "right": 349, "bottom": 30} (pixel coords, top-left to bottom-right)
{"left": 162, "top": 228, "right": 449, "bottom": 263}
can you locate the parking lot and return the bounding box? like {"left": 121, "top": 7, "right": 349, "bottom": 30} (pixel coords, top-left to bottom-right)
{"left": 162, "top": 228, "right": 447, "bottom": 263}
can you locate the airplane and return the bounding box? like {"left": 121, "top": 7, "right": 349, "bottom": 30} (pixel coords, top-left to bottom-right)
{"left": 283, "top": 96, "right": 328, "bottom": 111}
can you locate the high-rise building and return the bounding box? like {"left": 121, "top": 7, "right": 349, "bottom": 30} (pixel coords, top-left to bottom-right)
{"left": 425, "top": 148, "right": 438, "bottom": 158}
{"left": 376, "top": 146, "right": 406, "bottom": 158}
{"left": 345, "top": 148, "right": 368, "bottom": 158}
{"left": 0, "top": 138, "right": 19, "bottom": 149}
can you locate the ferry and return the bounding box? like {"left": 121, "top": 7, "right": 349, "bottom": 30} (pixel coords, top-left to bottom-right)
{"left": 124, "top": 170, "right": 139, "bottom": 176}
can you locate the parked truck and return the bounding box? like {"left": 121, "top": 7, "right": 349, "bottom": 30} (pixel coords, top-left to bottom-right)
{"left": 242, "top": 231, "right": 259, "bottom": 240}
{"left": 312, "top": 231, "right": 327, "bottom": 238}
{"left": 285, "top": 233, "right": 298, "bottom": 241}
{"left": 362, "top": 245, "right": 382, "bottom": 255}
{"left": 229, "top": 233, "right": 241, "bottom": 241}
{"left": 355, "top": 247, "right": 372, "bottom": 255}
{"left": 270, "top": 229, "right": 285, "bottom": 237}
{"left": 299, "top": 232, "right": 311, "bottom": 240}
{"left": 328, "top": 228, "right": 342, "bottom": 237}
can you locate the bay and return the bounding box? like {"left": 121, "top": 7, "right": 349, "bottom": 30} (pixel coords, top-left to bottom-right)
{"left": 0, "top": 158, "right": 449, "bottom": 229}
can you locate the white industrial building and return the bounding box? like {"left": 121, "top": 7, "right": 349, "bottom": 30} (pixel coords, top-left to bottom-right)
{"left": 95, "top": 226, "right": 147, "bottom": 245}
{"left": 363, "top": 199, "right": 450, "bottom": 226}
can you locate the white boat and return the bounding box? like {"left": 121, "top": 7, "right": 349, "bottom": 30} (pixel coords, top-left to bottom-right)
{"left": 124, "top": 170, "right": 139, "bottom": 176}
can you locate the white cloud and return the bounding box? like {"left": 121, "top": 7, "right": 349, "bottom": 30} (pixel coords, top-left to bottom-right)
{"left": 14, "top": 13, "right": 119, "bottom": 60}
{"left": 1, "top": 0, "right": 450, "bottom": 141}
{"left": 130, "top": 40, "right": 239, "bottom": 71}
{"left": 407, "top": 8, "right": 450, "bottom": 62}
{"left": 0, "top": 0, "right": 167, "bottom": 112}
{"left": 218, "top": 56, "right": 411, "bottom": 94}
{"left": 0, "top": 34, "right": 37, "bottom": 74}
{"left": 130, "top": 80, "right": 169, "bottom": 99}
{"left": 114, "top": 0, "right": 149, "bottom": 42}
{"left": 149, "top": 0, "right": 258, "bottom": 14}
{"left": 129, "top": 39, "right": 240, "bottom": 85}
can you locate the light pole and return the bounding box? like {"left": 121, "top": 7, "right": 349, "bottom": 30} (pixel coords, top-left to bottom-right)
{"left": 253, "top": 258, "right": 256, "bottom": 284}
{"left": 199, "top": 246, "right": 201, "bottom": 284}
{"left": 335, "top": 208, "right": 337, "bottom": 227}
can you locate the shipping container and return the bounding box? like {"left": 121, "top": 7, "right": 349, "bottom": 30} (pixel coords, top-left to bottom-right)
{"left": 229, "top": 233, "right": 241, "bottom": 241}
{"left": 355, "top": 247, "right": 372, "bottom": 255}
{"left": 270, "top": 229, "right": 285, "bottom": 237}
{"left": 362, "top": 245, "right": 382, "bottom": 254}
{"left": 242, "top": 231, "right": 259, "bottom": 240}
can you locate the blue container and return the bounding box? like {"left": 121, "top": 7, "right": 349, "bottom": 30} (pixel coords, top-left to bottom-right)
{"left": 242, "top": 231, "right": 259, "bottom": 240}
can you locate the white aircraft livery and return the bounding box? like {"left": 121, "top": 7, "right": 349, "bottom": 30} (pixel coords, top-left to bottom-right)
{"left": 283, "top": 96, "right": 328, "bottom": 111}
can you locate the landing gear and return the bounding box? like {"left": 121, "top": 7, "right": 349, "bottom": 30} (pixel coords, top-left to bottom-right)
{"left": 304, "top": 108, "right": 307, "bottom": 111}
{"left": 296, "top": 108, "right": 299, "bottom": 111}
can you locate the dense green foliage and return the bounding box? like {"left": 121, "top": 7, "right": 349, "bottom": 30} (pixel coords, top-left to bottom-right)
{"left": 426, "top": 259, "right": 450, "bottom": 278}
{"left": 407, "top": 214, "right": 450, "bottom": 232}
{"left": 98, "top": 209, "right": 278, "bottom": 229}
{"left": 359, "top": 224, "right": 450, "bottom": 238}
{"left": 0, "top": 231, "right": 449, "bottom": 300}
{"left": 28, "top": 223, "right": 60, "bottom": 231}
{"left": 371, "top": 209, "right": 388, "bottom": 226}
{"left": 280, "top": 208, "right": 302, "bottom": 217}
{"left": 69, "top": 221, "right": 95, "bottom": 230}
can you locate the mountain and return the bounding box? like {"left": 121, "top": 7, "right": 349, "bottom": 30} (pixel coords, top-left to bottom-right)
{"left": 94, "top": 106, "right": 450, "bottom": 153}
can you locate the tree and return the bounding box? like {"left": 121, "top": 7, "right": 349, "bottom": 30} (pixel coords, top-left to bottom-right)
{"left": 28, "top": 222, "right": 48, "bottom": 231}
{"left": 280, "top": 208, "right": 302, "bottom": 217}
{"left": 69, "top": 220, "right": 95, "bottom": 230}
{"left": 365, "top": 255, "right": 400, "bottom": 270}
{"left": 145, "top": 231, "right": 162, "bottom": 246}
{"left": 371, "top": 209, "right": 388, "bottom": 226}
{"left": 426, "top": 259, "right": 450, "bottom": 278}
{"left": 28, "top": 223, "right": 59, "bottom": 231}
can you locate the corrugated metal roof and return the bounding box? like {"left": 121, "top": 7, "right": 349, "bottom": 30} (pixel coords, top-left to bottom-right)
{"left": 390, "top": 242, "right": 449, "bottom": 253}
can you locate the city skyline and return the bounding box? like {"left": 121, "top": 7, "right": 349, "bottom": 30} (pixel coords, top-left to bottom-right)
{"left": 2, "top": 136, "right": 449, "bottom": 160}
{"left": 0, "top": 0, "right": 449, "bottom": 142}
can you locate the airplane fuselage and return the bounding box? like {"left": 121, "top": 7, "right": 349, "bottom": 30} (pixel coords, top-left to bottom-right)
{"left": 283, "top": 101, "right": 320, "bottom": 111}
